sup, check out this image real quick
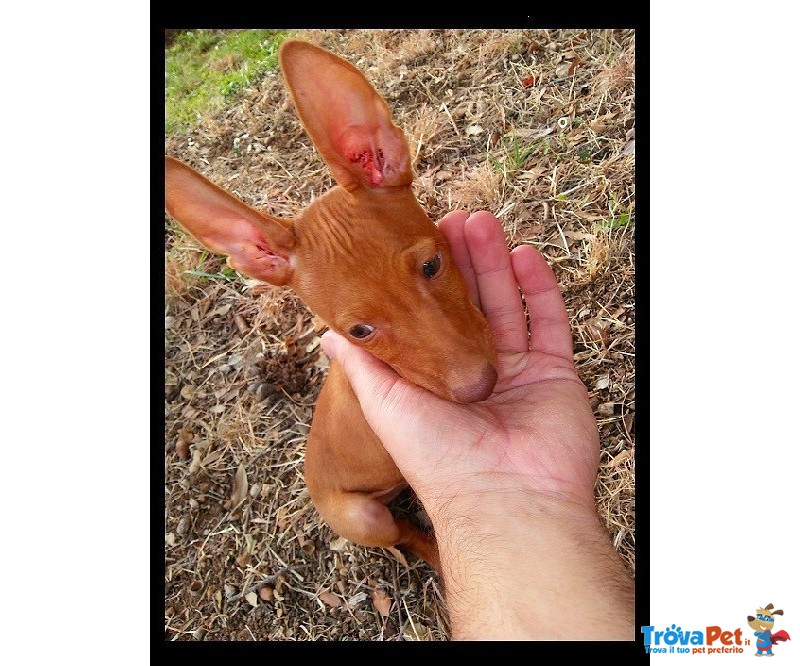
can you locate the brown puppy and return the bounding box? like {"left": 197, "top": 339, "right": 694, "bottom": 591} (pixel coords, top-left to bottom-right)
{"left": 165, "top": 40, "right": 497, "bottom": 569}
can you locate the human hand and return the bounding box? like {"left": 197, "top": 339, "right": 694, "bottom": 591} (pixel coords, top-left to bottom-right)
{"left": 321, "top": 210, "right": 633, "bottom": 640}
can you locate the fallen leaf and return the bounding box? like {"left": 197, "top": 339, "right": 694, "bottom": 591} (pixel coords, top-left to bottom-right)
{"left": 165, "top": 532, "right": 176, "bottom": 547}
{"left": 276, "top": 506, "right": 290, "bottom": 530}
{"left": 319, "top": 589, "right": 343, "bottom": 608}
{"left": 175, "top": 427, "right": 192, "bottom": 460}
{"left": 622, "top": 139, "right": 635, "bottom": 156}
{"left": 228, "top": 463, "right": 248, "bottom": 509}
{"left": 586, "top": 318, "right": 610, "bottom": 345}
{"left": 348, "top": 591, "right": 368, "bottom": 606}
{"left": 208, "top": 303, "right": 232, "bottom": 318}
{"left": 598, "top": 402, "right": 616, "bottom": 417}
{"left": 521, "top": 75, "right": 534, "bottom": 88}
{"left": 590, "top": 112, "right": 617, "bottom": 133}
{"left": 402, "top": 617, "right": 427, "bottom": 640}
{"left": 386, "top": 546, "right": 409, "bottom": 569}
{"left": 556, "top": 55, "right": 580, "bottom": 77}
{"left": 200, "top": 449, "right": 224, "bottom": 468}
{"left": 568, "top": 56, "right": 580, "bottom": 76}
{"left": 610, "top": 449, "right": 631, "bottom": 467}
{"left": 329, "top": 536, "right": 349, "bottom": 552}
{"left": 372, "top": 588, "right": 392, "bottom": 618}
{"left": 594, "top": 374, "right": 611, "bottom": 390}
{"left": 188, "top": 449, "right": 203, "bottom": 475}
{"left": 465, "top": 124, "right": 484, "bottom": 136}
{"left": 573, "top": 210, "right": 605, "bottom": 221}
{"left": 245, "top": 592, "right": 258, "bottom": 607}
{"left": 234, "top": 314, "right": 248, "bottom": 335}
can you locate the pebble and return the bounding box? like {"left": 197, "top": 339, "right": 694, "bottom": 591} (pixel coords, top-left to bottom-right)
{"left": 176, "top": 516, "right": 190, "bottom": 535}
{"left": 598, "top": 402, "right": 616, "bottom": 417}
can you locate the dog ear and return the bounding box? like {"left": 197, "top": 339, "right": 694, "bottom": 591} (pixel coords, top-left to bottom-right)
{"left": 772, "top": 609, "right": 784, "bottom": 616}
{"left": 165, "top": 157, "right": 296, "bottom": 285}
{"left": 747, "top": 616, "right": 755, "bottom": 622}
{"left": 279, "top": 40, "right": 412, "bottom": 191}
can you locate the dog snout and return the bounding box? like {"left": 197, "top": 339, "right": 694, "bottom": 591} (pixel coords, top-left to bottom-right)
{"left": 452, "top": 363, "right": 497, "bottom": 403}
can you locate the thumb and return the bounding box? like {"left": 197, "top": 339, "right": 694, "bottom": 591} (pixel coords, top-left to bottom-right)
{"left": 319, "top": 330, "right": 457, "bottom": 473}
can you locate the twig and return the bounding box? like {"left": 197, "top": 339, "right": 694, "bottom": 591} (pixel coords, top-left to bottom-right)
{"left": 226, "top": 566, "right": 301, "bottom": 603}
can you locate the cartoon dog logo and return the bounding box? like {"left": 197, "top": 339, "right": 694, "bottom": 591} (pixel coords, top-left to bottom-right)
{"left": 747, "top": 604, "right": 791, "bottom": 656}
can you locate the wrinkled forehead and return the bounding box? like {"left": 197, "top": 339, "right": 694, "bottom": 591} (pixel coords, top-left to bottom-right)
{"left": 296, "top": 188, "right": 444, "bottom": 264}
{"left": 303, "top": 186, "right": 437, "bottom": 235}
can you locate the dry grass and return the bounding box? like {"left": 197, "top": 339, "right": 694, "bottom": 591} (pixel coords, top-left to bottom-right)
{"left": 164, "top": 28, "right": 635, "bottom": 640}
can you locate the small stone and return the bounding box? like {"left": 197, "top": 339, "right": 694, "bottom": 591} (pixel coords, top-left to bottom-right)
{"left": 189, "top": 499, "right": 200, "bottom": 510}
{"left": 595, "top": 375, "right": 610, "bottom": 390}
{"left": 598, "top": 402, "right": 616, "bottom": 417}
{"left": 249, "top": 483, "right": 262, "bottom": 498}
{"left": 224, "top": 583, "right": 238, "bottom": 598}
{"left": 176, "top": 516, "right": 190, "bottom": 535}
{"left": 256, "top": 383, "right": 272, "bottom": 400}
{"left": 259, "top": 585, "right": 274, "bottom": 601}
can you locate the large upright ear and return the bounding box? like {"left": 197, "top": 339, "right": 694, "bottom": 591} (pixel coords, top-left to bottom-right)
{"left": 279, "top": 40, "right": 412, "bottom": 191}
{"left": 165, "top": 157, "right": 296, "bottom": 285}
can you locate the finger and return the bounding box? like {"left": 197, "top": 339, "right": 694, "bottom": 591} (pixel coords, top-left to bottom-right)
{"left": 464, "top": 211, "right": 529, "bottom": 353}
{"left": 320, "top": 331, "right": 459, "bottom": 471}
{"left": 438, "top": 210, "right": 480, "bottom": 307}
{"left": 510, "top": 244, "right": 574, "bottom": 362}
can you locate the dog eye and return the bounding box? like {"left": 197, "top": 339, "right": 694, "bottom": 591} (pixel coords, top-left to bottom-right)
{"left": 348, "top": 324, "right": 375, "bottom": 340}
{"left": 422, "top": 252, "right": 442, "bottom": 279}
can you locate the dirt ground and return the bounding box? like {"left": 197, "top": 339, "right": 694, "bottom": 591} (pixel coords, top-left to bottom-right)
{"left": 164, "top": 28, "right": 635, "bottom": 641}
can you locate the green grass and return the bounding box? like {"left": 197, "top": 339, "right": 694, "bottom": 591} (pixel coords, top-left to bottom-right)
{"left": 181, "top": 248, "right": 240, "bottom": 283}
{"left": 600, "top": 211, "right": 633, "bottom": 229}
{"left": 488, "top": 135, "right": 539, "bottom": 176}
{"left": 165, "top": 29, "right": 287, "bottom": 135}
{"left": 600, "top": 192, "right": 634, "bottom": 229}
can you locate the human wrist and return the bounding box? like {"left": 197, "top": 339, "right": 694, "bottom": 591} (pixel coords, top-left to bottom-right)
{"left": 428, "top": 484, "right": 633, "bottom": 640}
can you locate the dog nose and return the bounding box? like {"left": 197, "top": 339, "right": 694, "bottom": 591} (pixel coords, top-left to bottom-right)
{"left": 452, "top": 364, "right": 498, "bottom": 403}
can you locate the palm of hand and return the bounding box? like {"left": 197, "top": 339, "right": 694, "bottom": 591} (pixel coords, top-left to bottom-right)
{"left": 416, "top": 211, "right": 601, "bottom": 510}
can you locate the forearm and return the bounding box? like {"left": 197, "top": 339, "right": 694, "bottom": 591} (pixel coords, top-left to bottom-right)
{"left": 431, "top": 491, "right": 634, "bottom": 640}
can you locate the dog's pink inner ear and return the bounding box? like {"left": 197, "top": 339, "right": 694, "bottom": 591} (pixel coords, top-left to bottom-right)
{"left": 335, "top": 122, "right": 409, "bottom": 187}
{"left": 280, "top": 41, "right": 413, "bottom": 190}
